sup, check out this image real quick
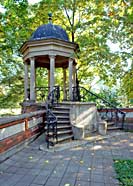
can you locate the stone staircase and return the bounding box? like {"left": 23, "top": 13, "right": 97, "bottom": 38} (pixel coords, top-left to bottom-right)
{"left": 45, "top": 103, "right": 123, "bottom": 147}
{"left": 98, "top": 117, "right": 122, "bottom": 136}
{"left": 45, "top": 105, "right": 74, "bottom": 145}
{"left": 107, "top": 121, "right": 121, "bottom": 131}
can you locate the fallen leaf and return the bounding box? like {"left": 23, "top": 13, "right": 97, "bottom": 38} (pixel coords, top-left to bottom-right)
{"left": 79, "top": 160, "right": 84, "bottom": 164}
{"left": 64, "top": 184, "right": 70, "bottom": 186}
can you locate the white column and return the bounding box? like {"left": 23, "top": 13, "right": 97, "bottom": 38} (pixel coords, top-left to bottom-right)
{"left": 73, "top": 65, "right": 76, "bottom": 87}
{"left": 48, "top": 69, "right": 50, "bottom": 93}
{"left": 63, "top": 68, "right": 67, "bottom": 100}
{"left": 24, "top": 62, "right": 29, "bottom": 101}
{"left": 69, "top": 58, "right": 73, "bottom": 100}
{"left": 30, "top": 57, "right": 36, "bottom": 101}
{"left": 49, "top": 55, "right": 55, "bottom": 92}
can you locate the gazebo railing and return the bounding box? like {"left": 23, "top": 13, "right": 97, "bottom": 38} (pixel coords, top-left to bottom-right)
{"left": 45, "top": 86, "right": 60, "bottom": 148}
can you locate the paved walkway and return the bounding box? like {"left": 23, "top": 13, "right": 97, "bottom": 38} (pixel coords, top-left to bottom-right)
{"left": 0, "top": 132, "right": 133, "bottom": 186}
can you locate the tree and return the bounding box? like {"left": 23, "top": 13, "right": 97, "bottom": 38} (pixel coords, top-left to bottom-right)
{"left": 0, "top": 0, "right": 31, "bottom": 107}
{"left": 121, "top": 63, "right": 133, "bottom": 106}
{"left": 0, "top": 0, "right": 132, "bottom": 108}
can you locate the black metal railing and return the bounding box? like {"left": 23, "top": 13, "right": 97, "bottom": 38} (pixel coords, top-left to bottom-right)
{"left": 72, "top": 86, "right": 126, "bottom": 129}
{"left": 45, "top": 86, "right": 60, "bottom": 148}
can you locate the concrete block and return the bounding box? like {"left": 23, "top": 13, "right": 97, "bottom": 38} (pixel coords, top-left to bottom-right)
{"left": 98, "top": 121, "right": 107, "bottom": 135}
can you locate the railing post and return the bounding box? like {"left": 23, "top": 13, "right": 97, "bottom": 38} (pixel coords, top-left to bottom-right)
{"left": 25, "top": 118, "right": 29, "bottom": 130}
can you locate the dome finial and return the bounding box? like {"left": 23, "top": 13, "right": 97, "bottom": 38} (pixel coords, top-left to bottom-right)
{"left": 48, "top": 12, "right": 52, "bottom": 23}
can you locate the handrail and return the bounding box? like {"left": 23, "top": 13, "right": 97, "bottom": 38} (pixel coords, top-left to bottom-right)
{"left": 73, "top": 86, "right": 126, "bottom": 129}
{"left": 45, "top": 86, "right": 60, "bottom": 148}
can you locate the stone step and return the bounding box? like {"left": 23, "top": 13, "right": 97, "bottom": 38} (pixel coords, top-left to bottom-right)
{"left": 45, "top": 125, "right": 72, "bottom": 130}
{"left": 52, "top": 107, "right": 70, "bottom": 111}
{"left": 45, "top": 126, "right": 72, "bottom": 132}
{"left": 107, "top": 121, "right": 115, "bottom": 126}
{"left": 45, "top": 121, "right": 71, "bottom": 125}
{"left": 49, "top": 134, "right": 74, "bottom": 143}
{"left": 48, "top": 129, "right": 73, "bottom": 136}
{"left": 107, "top": 126, "right": 122, "bottom": 130}
{"left": 57, "top": 115, "right": 70, "bottom": 121}
{"left": 52, "top": 110, "right": 69, "bottom": 116}
{"left": 57, "top": 120, "right": 71, "bottom": 125}
{"left": 56, "top": 125, "right": 72, "bottom": 130}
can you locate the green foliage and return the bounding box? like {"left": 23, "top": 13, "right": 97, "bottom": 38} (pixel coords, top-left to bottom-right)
{"left": 114, "top": 159, "right": 133, "bottom": 186}
{"left": 98, "top": 88, "right": 122, "bottom": 107}
{"left": 121, "top": 64, "right": 133, "bottom": 106}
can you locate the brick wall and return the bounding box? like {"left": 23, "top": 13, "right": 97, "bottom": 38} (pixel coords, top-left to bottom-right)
{"left": 0, "top": 110, "right": 46, "bottom": 162}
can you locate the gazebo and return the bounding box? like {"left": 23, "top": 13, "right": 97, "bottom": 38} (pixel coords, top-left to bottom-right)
{"left": 20, "top": 15, "right": 79, "bottom": 109}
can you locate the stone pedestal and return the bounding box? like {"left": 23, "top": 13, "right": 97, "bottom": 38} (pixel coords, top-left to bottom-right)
{"left": 98, "top": 121, "right": 107, "bottom": 135}
{"left": 61, "top": 102, "right": 98, "bottom": 139}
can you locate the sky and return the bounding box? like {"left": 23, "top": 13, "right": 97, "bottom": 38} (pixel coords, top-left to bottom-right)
{"left": 0, "top": 0, "right": 41, "bottom": 12}
{"left": 28, "top": 0, "right": 41, "bottom": 4}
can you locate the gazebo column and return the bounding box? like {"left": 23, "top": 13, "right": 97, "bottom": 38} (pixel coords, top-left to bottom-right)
{"left": 24, "top": 62, "right": 29, "bottom": 101}
{"left": 69, "top": 58, "right": 73, "bottom": 101}
{"left": 48, "top": 69, "right": 50, "bottom": 93}
{"left": 30, "top": 57, "right": 36, "bottom": 102}
{"left": 49, "top": 55, "right": 55, "bottom": 92}
{"left": 63, "top": 68, "right": 67, "bottom": 100}
{"left": 73, "top": 65, "right": 76, "bottom": 87}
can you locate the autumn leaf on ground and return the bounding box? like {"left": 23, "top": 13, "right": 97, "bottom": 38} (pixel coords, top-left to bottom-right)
{"left": 28, "top": 156, "right": 33, "bottom": 159}
{"left": 44, "top": 160, "right": 49, "bottom": 163}
{"left": 79, "top": 160, "right": 84, "bottom": 164}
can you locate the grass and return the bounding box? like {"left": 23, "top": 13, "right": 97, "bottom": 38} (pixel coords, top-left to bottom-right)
{"left": 124, "top": 129, "right": 133, "bottom": 133}
{"left": 114, "top": 159, "right": 133, "bottom": 186}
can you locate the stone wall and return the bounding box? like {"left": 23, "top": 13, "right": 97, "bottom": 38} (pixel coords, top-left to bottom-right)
{"left": 0, "top": 110, "right": 45, "bottom": 162}
{"left": 62, "top": 102, "right": 98, "bottom": 139}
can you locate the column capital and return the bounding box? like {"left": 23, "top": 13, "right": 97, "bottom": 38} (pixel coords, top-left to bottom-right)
{"left": 69, "top": 58, "right": 74, "bottom": 63}
{"left": 49, "top": 54, "right": 56, "bottom": 59}
{"left": 29, "top": 57, "right": 35, "bottom": 61}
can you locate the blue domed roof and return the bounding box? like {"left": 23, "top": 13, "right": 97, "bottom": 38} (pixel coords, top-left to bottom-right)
{"left": 30, "top": 23, "right": 69, "bottom": 41}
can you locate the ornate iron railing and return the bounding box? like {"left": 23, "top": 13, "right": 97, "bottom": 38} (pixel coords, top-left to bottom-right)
{"left": 45, "top": 86, "right": 60, "bottom": 148}
{"left": 72, "top": 86, "right": 126, "bottom": 129}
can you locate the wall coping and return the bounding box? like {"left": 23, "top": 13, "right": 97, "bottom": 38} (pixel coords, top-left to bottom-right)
{"left": 98, "top": 108, "right": 133, "bottom": 112}
{"left": 61, "top": 101, "right": 96, "bottom": 106}
{"left": 0, "top": 110, "right": 46, "bottom": 126}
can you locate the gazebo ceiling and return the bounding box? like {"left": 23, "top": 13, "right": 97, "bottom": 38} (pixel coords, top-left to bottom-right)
{"left": 27, "top": 55, "right": 76, "bottom": 69}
